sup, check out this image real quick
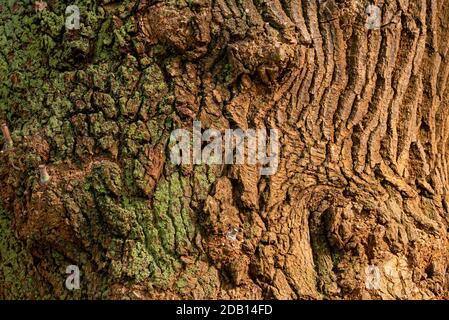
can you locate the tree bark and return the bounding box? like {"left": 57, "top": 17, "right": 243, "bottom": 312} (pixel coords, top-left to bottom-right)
{"left": 1, "top": 0, "right": 449, "bottom": 299}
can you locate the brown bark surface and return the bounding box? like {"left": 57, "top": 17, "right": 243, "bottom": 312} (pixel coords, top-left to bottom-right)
{"left": 1, "top": 0, "right": 449, "bottom": 300}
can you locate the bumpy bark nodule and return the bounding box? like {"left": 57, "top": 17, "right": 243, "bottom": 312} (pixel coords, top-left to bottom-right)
{"left": 1, "top": 0, "right": 449, "bottom": 300}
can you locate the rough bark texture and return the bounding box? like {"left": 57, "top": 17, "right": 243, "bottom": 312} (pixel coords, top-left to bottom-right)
{"left": 1, "top": 0, "right": 449, "bottom": 300}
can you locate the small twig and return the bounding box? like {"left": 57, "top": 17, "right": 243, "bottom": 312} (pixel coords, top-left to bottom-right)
{"left": 1, "top": 124, "right": 13, "bottom": 151}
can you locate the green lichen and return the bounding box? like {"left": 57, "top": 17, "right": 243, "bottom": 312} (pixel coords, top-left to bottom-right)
{"left": 0, "top": 207, "right": 45, "bottom": 299}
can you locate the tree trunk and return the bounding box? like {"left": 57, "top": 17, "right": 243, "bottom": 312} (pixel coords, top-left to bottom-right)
{"left": 1, "top": 0, "right": 449, "bottom": 300}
